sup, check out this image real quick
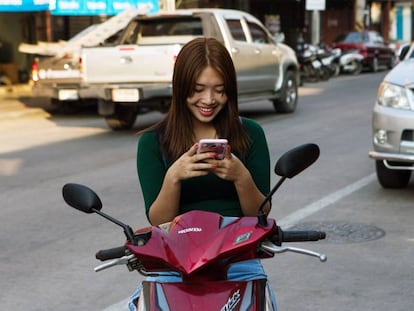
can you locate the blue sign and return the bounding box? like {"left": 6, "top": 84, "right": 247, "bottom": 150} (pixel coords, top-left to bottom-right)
{"left": 0, "top": 0, "right": 49, "bottom": 11}
{"left": 50, "top": 0, "right": 159, "bottom": 15}
{"left": 0, "top": 0, "right": 159, "bottom": 14}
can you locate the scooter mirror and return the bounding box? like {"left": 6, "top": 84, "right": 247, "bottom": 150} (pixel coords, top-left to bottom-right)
{"left": 274, "top": 143, "right": 320, "bottom": 178}
{"left": 62, "top": 183, "right": 102, "bottom": 213}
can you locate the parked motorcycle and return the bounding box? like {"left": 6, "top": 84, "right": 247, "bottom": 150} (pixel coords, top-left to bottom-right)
{"left": 62, "top": 143, "right": 327, "bottom": 310}
{"left": 324, "top": 47, "right": 342, "bottom": 77}
{"left": 297, "top": 44, "right": 332, "bottom": 83}
{"left": 339, "top": 49, "right": 363, "bottom": 75}
{"left": 314, "top": 45, "right": 338, "bottom": 80}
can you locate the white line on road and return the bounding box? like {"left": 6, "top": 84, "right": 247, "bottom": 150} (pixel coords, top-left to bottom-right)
{"left": 278, "top": 173, "right": 376, "bottom": 229}
{"left": 103, "top": 173, "right": 376, "bottom": 310}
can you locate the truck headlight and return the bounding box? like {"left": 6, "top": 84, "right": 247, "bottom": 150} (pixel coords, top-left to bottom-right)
{"left": 377, "top": 82, "right": 411, "bottom": 110}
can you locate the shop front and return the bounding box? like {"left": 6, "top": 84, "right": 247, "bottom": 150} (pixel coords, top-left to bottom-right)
{"left": 0, "top": 0, "right": 50, "bottom": 82}
{"left": 0, "top": 0, "right": 158, "bottom": 82}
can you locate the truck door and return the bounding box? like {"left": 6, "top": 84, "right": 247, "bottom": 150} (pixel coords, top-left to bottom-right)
{"left": 244, "top": 19, "right": 280, "bottom": 92}
{"left": 224, "top": 18, "right": 257, "bottom": 94}
{"left": 224, "top": 17, "right": 279, "bottom": 94}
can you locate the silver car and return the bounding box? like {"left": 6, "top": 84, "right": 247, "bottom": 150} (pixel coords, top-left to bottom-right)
{"left": 369, "top": 43, "right": 414, "bottom": 188}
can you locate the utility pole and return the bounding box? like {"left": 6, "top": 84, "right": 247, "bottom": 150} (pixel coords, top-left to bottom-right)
{"left": 305, "top": 0, "right": 325, "bottom": 45}
{"left": 311, "top": 10, "right": 320, "bottom": 45}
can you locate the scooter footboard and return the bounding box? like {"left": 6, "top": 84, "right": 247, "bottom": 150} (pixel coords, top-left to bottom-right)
{"left": 138, "top": 279, "right": 268, "bottom": 311}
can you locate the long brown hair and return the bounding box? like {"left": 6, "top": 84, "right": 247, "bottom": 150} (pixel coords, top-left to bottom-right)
{"left": 142, "top": 37, "right": 250, "bottom": 161}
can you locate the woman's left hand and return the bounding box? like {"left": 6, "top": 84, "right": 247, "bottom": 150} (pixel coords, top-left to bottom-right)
{"left": 208, "top": 145, "right": 250, "bottom": 182}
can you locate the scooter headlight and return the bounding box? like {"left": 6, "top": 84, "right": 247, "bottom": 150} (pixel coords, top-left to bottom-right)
{"left": 377, "top": 82, "right": 411, "bottom": 110}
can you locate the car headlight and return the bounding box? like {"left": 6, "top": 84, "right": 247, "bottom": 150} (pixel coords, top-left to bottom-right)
{"left": 377, "top": 82, "right": 411, "bottom": 110}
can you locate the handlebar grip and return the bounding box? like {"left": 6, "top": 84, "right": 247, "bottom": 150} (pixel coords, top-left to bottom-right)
{"left": 282, "top": 230, "right": 326, "bottom": 242}
{"left": 95, "top": 246, "right": 126, "bottom": 261}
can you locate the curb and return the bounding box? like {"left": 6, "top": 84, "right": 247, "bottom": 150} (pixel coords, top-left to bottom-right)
{"left": 0, "top": 83, "right": 51, "bottom": 120}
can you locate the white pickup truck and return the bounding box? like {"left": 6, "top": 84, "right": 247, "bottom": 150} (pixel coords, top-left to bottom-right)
{"left": 80, "top": 8, "right": 300, "bottom": 130}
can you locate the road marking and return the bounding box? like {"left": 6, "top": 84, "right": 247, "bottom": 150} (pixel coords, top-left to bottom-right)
{"left": 102, "top": 173, "right": 376, "bottom": 310}
{"left": 278, "top": 173, "right": 376, "bottom": 229}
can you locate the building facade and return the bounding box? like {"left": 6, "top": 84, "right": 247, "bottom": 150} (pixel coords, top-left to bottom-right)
{"left": 1, "top": 0, "right": 413, "bottom": 83}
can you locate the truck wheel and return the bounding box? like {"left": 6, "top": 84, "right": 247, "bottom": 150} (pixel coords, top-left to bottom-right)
{"left": 272, "top": 71, "right": 298, "bottom": 113}
{"left": 371, "top": 57, "right": 379, "bottom": 72}
{"left": 375, "top": 160, "right": 411, "bottom": 189}
{"left": 105, "top": 105, "right": 137, "bottom": 130}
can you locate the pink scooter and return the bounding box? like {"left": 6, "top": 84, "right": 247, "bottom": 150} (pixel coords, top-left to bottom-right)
{"left": 62, "top": 143, "right": 327, "bottom": 310}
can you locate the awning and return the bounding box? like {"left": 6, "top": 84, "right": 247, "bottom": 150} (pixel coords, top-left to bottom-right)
{"left": 0, "top": 0, "right": 159, "bottom": 14}
{"left": 50, "top": 0, "right": 159, "bottom": 15}
{"left": 0, "top": 0, "right": 49, "bottom": 11}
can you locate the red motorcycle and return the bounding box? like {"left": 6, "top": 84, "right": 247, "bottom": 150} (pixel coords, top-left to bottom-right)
{"left": 62, "top": 143, "right": 327, "bottom": 310}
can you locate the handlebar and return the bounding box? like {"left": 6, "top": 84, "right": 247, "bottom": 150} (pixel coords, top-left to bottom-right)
{"left": 264, "top": 227, "right": 327, "bottom": 262}
{"left": 96, "top": 246, "right": 126, "bottom": 261}
{"left": 281, "top": 230, "right": 326, "bottom": 243}
{"left": 271, "top": 227, "right": 326, "bottom": 246}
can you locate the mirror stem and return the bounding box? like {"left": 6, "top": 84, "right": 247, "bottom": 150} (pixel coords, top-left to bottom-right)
{"left": 257, "top": 176, "right": 286, "bottom": 227}
{"left": 93, "top": 208, "right": 136, "bottom": 243}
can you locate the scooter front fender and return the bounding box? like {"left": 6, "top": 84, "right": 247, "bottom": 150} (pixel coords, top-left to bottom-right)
{"left": 137, "top": 279, "right": 276, "bottom": 311}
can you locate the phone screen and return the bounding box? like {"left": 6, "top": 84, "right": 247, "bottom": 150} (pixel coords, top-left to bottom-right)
{"left": 197, "top": 139, "right": 228, "bottom": 160}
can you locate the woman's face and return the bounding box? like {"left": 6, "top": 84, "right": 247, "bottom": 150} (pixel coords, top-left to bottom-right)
{"left": 186, "top": 65, "right": 227, "bottom": 123}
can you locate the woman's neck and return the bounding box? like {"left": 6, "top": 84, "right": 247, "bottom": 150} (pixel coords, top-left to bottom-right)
{"left": 193, "top": 121, "right": 217, "bottom": 142}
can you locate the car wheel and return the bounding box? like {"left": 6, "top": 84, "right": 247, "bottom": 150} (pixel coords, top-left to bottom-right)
{"left": 388, "top": 55, "right": 396, "bottom": 69}
{"left": 371, "top": 57, "right": 379, "bottom": 72}
{"left": 375, "top": 160, "right": 411, "bottom": 189}
{"left": 273, "top": 71, "right": 298, "bottom": 113}
{"left": 349, "top": 60, "right": 362, "bottom": 75}
{"left": 105, "top": 104, "right": 137, "bottom": 130}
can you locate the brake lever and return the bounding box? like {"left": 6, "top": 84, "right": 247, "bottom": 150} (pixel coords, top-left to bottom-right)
{"left": 261, "top": 240, "right": 327, "bottom": 262}
{"left": 94, "top": 254, "right": 136, "bottom": 272}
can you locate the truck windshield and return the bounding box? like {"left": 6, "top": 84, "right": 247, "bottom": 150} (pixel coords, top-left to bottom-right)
{"left": 122, "top": 17, "right": 203, "bottom": 45}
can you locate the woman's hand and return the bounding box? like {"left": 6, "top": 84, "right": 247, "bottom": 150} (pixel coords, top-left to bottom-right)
{"left": 207, "top": 145, "right": 250, "bottom": 183}
{"left": 167, "top": 143, "right": 219, "bottom": 182}
{"left": 207, "top": 145, "right": 269, "bottom": 216}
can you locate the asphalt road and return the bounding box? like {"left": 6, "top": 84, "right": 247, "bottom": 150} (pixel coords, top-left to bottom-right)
{"left": 1, "top": 71, "right": 414, "bottom": 310}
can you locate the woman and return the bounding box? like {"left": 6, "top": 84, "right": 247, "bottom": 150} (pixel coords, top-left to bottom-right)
{"left": 130, "top": 37, "right": 276, "bottom": 310}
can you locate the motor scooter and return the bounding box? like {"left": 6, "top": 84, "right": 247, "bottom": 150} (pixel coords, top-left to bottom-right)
{"left": 339, "top": 49, "right": 363, "bottom": 75}
{"left": 62, "top": 143, "right": 327, "bottom": 310}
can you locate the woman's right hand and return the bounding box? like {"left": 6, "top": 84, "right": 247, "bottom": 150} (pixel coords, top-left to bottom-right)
{"left": 167, "top": 143, "right": 217, "bottom": 182}
{"left": 149, "top": 144, "right": 219, "bottom": 225}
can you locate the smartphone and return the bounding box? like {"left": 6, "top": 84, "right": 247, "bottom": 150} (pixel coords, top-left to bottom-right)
{"left": 197, "top": 139, "right": 228, "bottom": 160}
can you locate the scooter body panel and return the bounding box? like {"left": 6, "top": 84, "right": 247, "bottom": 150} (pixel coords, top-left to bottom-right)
{"left": 138, "top": 279, "right": 269, "bottom": 311}
{"left": 126, "top": 211, "right": 277, "bottom": 279}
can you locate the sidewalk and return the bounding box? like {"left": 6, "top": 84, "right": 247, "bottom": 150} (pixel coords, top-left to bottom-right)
{"left": 0, "top": 83, "right": 51, "bottom": 120}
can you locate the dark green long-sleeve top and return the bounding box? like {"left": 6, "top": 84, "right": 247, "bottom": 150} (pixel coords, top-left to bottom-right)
{"left": 137, "top": 117, "right": 270, "bottom": 220}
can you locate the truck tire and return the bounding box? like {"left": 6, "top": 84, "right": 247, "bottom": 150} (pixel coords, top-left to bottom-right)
{"left": 273, "top": 71, "right": 298, "bottom": 113}
{"left": 375, "top": 160, "right": 411, "bottom": 189}
{"left": 371, "top": 57, "right": 379, "bottom": 73}
{"left": 105, "top": 104, "right": 137, "bottom": 130}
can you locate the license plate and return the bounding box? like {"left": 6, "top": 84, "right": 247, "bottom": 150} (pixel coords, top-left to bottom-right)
{"left": 112, "top": 89, "right": 139, "bottom": 102}
{"left": 58, "top": 89, "right": 79, "bottom": 100}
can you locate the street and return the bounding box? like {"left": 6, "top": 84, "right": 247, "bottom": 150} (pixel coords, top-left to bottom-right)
{"left": 1, "top": 71, "right": 414, "bottom": 311}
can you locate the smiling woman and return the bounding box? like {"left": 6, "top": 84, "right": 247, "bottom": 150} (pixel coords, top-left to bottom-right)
{"left": 130, "top": 37, "right": 276, "bottom": 310}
